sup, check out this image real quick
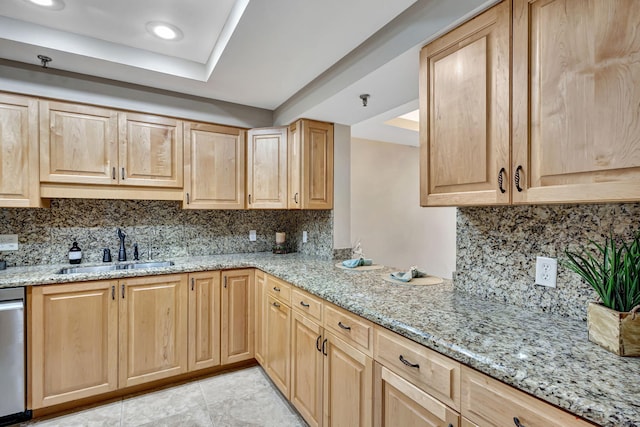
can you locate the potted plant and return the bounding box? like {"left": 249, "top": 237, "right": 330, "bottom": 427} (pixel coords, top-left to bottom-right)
{"left": 565, "top": 231, "right": 640, "bottom": 356}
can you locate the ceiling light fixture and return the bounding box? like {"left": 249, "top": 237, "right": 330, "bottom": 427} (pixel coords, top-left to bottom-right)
{"left": 24, "top": 0, "right": 65, "bottom": 10}
{"left": 146, "top": 22, "right": 183, "bottom": 41}
{"left": 360, "top": 94, "right": 370, "bottom": 107}
{"left": 37, "top": 54, "right": 52, "bottom": 68}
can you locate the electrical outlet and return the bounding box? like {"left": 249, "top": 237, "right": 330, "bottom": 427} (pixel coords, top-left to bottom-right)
{"left": 302, "top": 231, "right": 308, "bottom": 243}
{"left": 0, "top": 234, "right": 18, "bottom": 251}
{"left": 249, "top": 230, "right": 257, "bottom": 242}
{"left": 535, "top": 256, "right": 557, "bottom": 287}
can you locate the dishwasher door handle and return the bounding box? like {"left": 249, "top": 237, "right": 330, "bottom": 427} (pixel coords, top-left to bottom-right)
{"left": 0, "top": 301, "right": 24, "bottom": 312}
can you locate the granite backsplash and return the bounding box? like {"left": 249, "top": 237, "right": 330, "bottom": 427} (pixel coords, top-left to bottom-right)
{"left": 0, "top": 199, "right": 334, "bottom": 266}
{"left": 455, "top": 203, "right": 640, "bottom": 321}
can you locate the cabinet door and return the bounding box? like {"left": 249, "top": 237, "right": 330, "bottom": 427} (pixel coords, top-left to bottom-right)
{"left": 512, "top": 0, "right": 640, "bottom": 203}
{"left": 0, "top": 94, "right": 41, "bottom": 207}
{"left": 188, "top": 271, "right": 221, "bottom": 372}
{"left": 374, "top": 363, "right": 459, "bottom": 427}
{"left": 30, "top": 281, "right": 118, "bottom": 409}
{"left": 324, "top": 332, "right": 373, "bottom": 427}
{"left": 183, "top": 122, "right": 245, "bottom": 209}
{"left": 419, "top": 1, "right": 510, "bottom": 206}
{"left": 40, "top": 100, "right": 118, "bottom": 185}
{"left": 246, "top": 127, "right": 287, "bottom": 209}
{"left": 291, "top": 311, "right": 324, "bottom": 427}
{"left": 254, "top": 270, "right": 266, "bottom": 365}
{"left": 119, "top": 113, "right": 183, "bottom": 188}
{"left": 119, "top": 274, "right": 188, "bottom": 388}
{"left": 221, "top": 269, "right": 255, "bottom": 364}
{"left": 265, "top": 295, "right": 291, "bottom": 398}
{"left": 288, "top": 121, "right": 302, "bottom": 209}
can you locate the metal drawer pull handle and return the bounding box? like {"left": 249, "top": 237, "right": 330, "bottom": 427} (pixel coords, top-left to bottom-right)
{"left": 121, "top": 284, "right": 125, "bottom": 299}
{"left": 273, "top": 301, "right": 281, "bottom": 308}
{"left": 294, "top": 193, "right": 299, "bottom": 203}
{"left": 111, "top": 285, "right": 115, "bottom": 300}
{"left": 338, "top": 321, "right": 351, "bottom": 330}
{"left": 316, "top": 335, "right": 322, "bottom": 352}
{"left": 515, "top": 165, "right": 524, "bottom": 192}
{"left": 273, "top": 286, "right": 280, "bottom": 292}
{"left": 498, "top": 167, "right": 506, "bottom": 193}
{"left": 112, "top": 167, "right": 116, "bottom": 180}
{"left": 399, "top": 355, "right": 420, "bottom": 369}
{"left": 513, "top": 417, "right": 525, "bottom": 427}
{"left": 121, "top": 167, "right": 125, "bottom": 180}
{"left": 191, "top": 278, "right": 195, "bottom": 291}
{"left": 186, "top": 193, "right": 190, "bottom": 205}
{"left": 300, "top": 301, "right": 310, "bottom": 308}
{"left": 322, "top": 338, "right": 327, "bottom": 356}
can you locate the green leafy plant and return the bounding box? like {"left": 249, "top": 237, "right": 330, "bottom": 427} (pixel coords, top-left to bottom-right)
{"left": 564, "top": 231, "right": 640, "bottom": 313}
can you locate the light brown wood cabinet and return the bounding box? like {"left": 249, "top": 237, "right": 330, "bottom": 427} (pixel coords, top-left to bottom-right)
{"left": 0, "top": 93, "right": 43, "bottom": 207}
{"left": 39, "top": 100, "right": 183, "bottom": 199}
{"left": 323, "top": 332, "right": 374, "bottom": 427}
{"left": 221, "top": 269, "right": 255, "bottom": 364}
{"left": 511, "top": 0, "right": 640, "bottom": 204}
{"left": 188, "top": 271, "right": 221, "bottom": 372}
{"left": 183, "top": 122, "right": 245, "bottom": 209}
{"left": 254, "top": 270, "right": 266, "bottom": 365}
{"left": 461, "top": 366, "right": 593, "bottom": 427}
{"left": 265, "top": 294, "right": 291, "bottom": 398}
{"left": 246, "top": 127, "right": 288, "bottom": 209}
{"left": 118, "top": 274, "right": 188, "bottom": 388}
{"left": 291, "top": 309, "right": 324, "bottom": 427}
{"left": 374, "top": 363, "right": 459, "bottom": 427}
{"left": 288, "top": 119, "right": 334, "bottom": 209}
{"left": 420, "top": 0, "right": 640, "bottom": 206}
{"left": 30, "top": 280, "right": 119, "bottom": 409}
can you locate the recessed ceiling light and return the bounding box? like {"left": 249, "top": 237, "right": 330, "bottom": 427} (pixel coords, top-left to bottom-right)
{"left": 146, "top": 22, "right": 183, "bottom": 41}
{"left": 24, "top": 0, "right": 65, "bottom": 10}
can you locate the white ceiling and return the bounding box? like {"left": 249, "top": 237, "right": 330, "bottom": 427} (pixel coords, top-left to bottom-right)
{"left": 0, "top": 0, "right": 497, "bottom": 145}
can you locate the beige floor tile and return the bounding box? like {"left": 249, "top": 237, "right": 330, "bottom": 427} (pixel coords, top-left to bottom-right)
{"left": 20, "top": 400, "right": 122, "bottom": 427}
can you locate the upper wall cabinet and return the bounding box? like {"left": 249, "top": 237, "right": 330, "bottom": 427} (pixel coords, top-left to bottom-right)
{"left": 511, "top": 0, "right": 640, "bottom": 204}
{"left": 0, "top": 93, "right": 44, "bottom": 207}
{"left": 419, "top": 1, "right": 510, "bottom": 206}
{"left": 420, "top": 0, "right": 640, "bottom": 207}
{"left": 288, "top": 119, "right": 334, "bottom": 209}
{"left": 39, "top": 101, "right": 183, "bottom": 199}
{"left": 246, "top": 127, "right": 288, "bottom": 209}
{"left": 183, "top": 122, "right": 245, "bottom": 209}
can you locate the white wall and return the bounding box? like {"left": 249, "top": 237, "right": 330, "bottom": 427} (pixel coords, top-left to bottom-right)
{"left": 332, "top": 124, "right": 351, "bottom": 250}
{"left": 350, "top": 138, "right": 456, "bottom": 279}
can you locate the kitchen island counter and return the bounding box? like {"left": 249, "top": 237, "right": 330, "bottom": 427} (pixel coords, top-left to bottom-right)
{"left": 1, "top": 253, "right": 637, "bottom": 426}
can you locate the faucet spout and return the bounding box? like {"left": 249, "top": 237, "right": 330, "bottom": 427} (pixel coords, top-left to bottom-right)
{"left": 117, "top": 228, "right": 127, "bottom": 262}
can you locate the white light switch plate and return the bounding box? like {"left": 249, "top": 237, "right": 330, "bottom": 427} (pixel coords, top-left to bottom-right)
{"left": 0, "top": 234, "right": 18, "bottom": 251}
{"left": 535, "top": 256, "right": 557, "bottom": 287}
{"left": 249, "top": 230, "right": 257, "bottom": 242}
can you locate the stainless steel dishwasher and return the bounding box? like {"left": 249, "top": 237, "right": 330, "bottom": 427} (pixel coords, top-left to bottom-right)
{"left": 0, "top": 287, "right": 31, "bottom": 426}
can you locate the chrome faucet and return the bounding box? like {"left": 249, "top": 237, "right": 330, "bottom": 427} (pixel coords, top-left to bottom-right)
{"left": 117, "top": 228, "right": 126, "bottom": 262}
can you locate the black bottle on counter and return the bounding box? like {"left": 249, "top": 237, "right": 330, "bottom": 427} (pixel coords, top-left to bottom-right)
{"left": 68, "top": 241, "right": 82, "bottom": 264}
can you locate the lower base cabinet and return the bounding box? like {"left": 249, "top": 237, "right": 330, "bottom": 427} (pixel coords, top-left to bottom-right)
{"left": 221, "top": 269, "right": 255, "bottom": 364}
{"left": 265, "top": 294, "right": 291, "bottom": 398}
{"left": 188, "top": 271, "right": 221, "bottom": 371}
{"left": 323, "top": 332, "right": 373, "bottom": 427}
{"left": 374, "top": 363, "right": 459, "bottom": 427}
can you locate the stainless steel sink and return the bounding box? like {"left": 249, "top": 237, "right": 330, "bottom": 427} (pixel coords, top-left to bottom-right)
{"left": 57, "top": 261, "right": 174, "bottom": 274}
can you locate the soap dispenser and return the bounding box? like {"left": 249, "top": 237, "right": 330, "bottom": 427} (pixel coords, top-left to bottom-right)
{"left": 69, "top": 241, "right": 82, "bottom": 264}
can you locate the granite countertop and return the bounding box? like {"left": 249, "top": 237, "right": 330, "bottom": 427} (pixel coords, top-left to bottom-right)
{"left": 1, "top": 253, "right": 638, "bottom": 427}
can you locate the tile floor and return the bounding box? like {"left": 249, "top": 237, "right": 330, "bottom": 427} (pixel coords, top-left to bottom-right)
{"left": 18, "top": 367, "right": 307, "bottom": 427}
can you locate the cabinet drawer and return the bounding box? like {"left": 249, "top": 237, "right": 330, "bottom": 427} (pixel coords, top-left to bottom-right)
{"left": 461, "top": 366, "right": 594, "bottom": 427}
{"left": 291, "top": 288, "right": 322, "bottom": 322}
{"left": 266, "top": 274, "right": 291, "bottom": 305}
{"left": 374, "top": 326, "right": 460, "bottom": 411}
{"left": 376, "top": 364, "right": 460, "bottom": 427}
{"left": 324, "top": 303, "right": 373, "bottom": 355}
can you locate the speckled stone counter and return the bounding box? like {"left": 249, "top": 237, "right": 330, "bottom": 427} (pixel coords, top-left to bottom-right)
{"left": 1, "top": 253, "right": 638, "bottom": 427}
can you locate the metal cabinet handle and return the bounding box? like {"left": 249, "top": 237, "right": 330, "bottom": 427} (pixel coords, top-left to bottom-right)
{"left": 322, "top": 338, "right": 327, "bottom": 356}
{"left": 316, "top": 335, "right": 322, "bottom": 352}
{"left": 248, "top": 194, "right": 252, "bottom": 204}
{"left": 224, "top": 276, "right": 227, "bottom": 288}
{"left": 191, "top": 278, "right": 195, "bottom": 291}
{"left": 186, "top": 193, "right": 190, "bottom": 205}
{"left": 498, "top": 167, "right": 506, "bottom": 194}
{"left": 515, "top": 165, "right": 524, "bottom": 192}
{"left": 273, "top": 286, "right": 280, "bottom": 292}
{"left": 273, "top": 301, "right": 281, "bottom": 308}
{"left": 121, "top": 284, "right": 125, "bottom": 299}
{"left": 294, "top": 193, "right": 299, "bottom": 203}
{"left": 399, "top": 355, "right": 420, "bottom": 369}
{"left": 111, "top": 285, "right": 115, "bottom": 300}
{"left": 338, "top": 321, "right": 351, "bottom": 331}
{"left": 121, "top": 167, "right": 125, "bottom": 180}
{"left": 300, "top": 301, "right": 310, "bottom": 308}
{"left": 513, "top": 417, "right": 525, "bottom": 427}
{"left": 112, "top": 167, "right": 116, "bottom": 180}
